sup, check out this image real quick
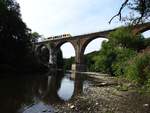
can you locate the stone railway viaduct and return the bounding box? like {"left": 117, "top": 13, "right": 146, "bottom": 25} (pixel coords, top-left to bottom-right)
{"left": 36, "top": 22, "right": 150, "bottom": 71}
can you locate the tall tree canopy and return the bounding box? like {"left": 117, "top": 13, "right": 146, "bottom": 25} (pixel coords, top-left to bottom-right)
{"left": 0, "top": 0, "right": 31, "bottom": 70}
{"left": 109, "top": 0, "right": 150, "bottom": 24}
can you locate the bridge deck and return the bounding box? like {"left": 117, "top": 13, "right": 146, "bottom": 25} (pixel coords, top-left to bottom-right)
{"left": 37, "top": 29, "right": 115, "bottom": 44}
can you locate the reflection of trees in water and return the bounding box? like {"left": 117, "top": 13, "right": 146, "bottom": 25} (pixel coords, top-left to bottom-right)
{"left": 43, "top": 71, "right": 84, "bottom": 103}
{"left": 0, "top": 76, "right": 50, "bottom": 113}
{"left": 0, "top": 72, "right": 85, "bottom": 113}
{"left": 43, "top": 71, "right": 65, "bottom": 104}
{"left": 0, "top": 77, "right": 37, "bottom": 113}
{"left": 32, "top": 76, "right": 48, "bottom": 98}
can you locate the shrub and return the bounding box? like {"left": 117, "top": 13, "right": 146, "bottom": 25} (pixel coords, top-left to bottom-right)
{"left": 109, "top": 27, "right": 145, "bottom": 51}
{"left": 145, "top": 79, "right": 150, "bottom": 92}
{"left": 93, "top": 42, "right": 137, "bottom": 76}
{"left": 124, "top": 53, "right": 150, "bottom": 84}
{"left": 144, "top": 38, "right": 150, "bottom": 47}
{"left": 112, "top": 48, "right": 137, "bottom": 76}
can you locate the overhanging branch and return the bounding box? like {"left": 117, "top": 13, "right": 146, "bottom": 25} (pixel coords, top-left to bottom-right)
{"left": 109, "top": 0, "right": 129, "bottom": 24}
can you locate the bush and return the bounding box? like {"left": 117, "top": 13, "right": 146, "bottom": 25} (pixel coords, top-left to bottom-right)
{"left": 112, "top": 48, "right": 137, "bottom": 76}
{"left": 109, "top": 27, "right": 145, "bottom": 51}
{"left": 93, "top": 42, "right": 137, "bottom": 76}
{"left": 124, "top": 53, "right": 150, "bottom": 84}
{"left": 145, "top": 79, "right": 150, "bottom": 92}
{"left": 63, "top": 57, "right": 75, "bottom": 70}
{"left": 92, "top": 41, "right": 117, "bottom": 74}
{"left": 144, "top": 38, "right": 150, "bottom": 47}
{"left": 85, "top": 51, "right": 100, "bottom": 72}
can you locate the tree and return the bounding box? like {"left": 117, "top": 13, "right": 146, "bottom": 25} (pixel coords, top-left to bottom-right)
{"left": 31, "top": 32, "right": 41, "bottom": 43}
{"left": 109, "top": 0, "right": 150, "bottom": 24}
{"left": 93, "top": 41, "right": 117, "bottom": 75}
{"left": 125, "top": 52, "right": 150, "bottom": 84}
{"left": 0, "top": 0, "right": 39, "bottom": 73}
{"left": 109, "top": 27, "right": 145, "bottom": 51}
{"left": 92, "top": 28, "right": 143, "bottom": 75}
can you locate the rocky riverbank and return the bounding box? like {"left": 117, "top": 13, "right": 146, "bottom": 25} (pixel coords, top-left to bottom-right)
{"left": 53, "top": 75, "right": 150, "bottom": 113}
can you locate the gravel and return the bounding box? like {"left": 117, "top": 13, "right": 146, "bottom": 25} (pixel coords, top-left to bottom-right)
{"left": 53, "top": 75, "right": 150, "bottom": 113}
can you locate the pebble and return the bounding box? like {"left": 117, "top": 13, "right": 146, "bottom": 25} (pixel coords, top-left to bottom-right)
{"left": 54, "top": 109, "right": 59, "bottom": 113}
{"left": 143, "top": 104, "right": 149, "bottom": 107}
{"left": 53, "top": 76, "right": 150, "bottom": 113}
{"left": 101, "top": 83, "right": 107, "bottom": 85}
{"left": 70, "top": 105, "right": 75, "bottom": 109}
{"left": 42, "top": 109, "right": 47, "bottom": 112}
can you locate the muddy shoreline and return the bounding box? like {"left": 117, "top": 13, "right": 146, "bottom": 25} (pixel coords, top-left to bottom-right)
{"left": 53, "top": 75, "right": 150, "bottom": 113}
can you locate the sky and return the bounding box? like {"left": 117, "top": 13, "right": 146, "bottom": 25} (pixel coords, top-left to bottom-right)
{"left": 16, "top": 0, "right": 150, "bottom": 58}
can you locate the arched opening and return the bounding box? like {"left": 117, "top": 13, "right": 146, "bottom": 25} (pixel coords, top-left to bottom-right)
{"left": 141, "top": 30, "right": 150, "bottom": 50}
{"left": 36, "top": 45, "right": 50, "bottom": 64}
{"left": 59, "top": 42, "right": 76, "bottom": 70}
{"left": 84, "top": 38, "right": 108, "bottom": 54}
{"left": 142, "top": 30, "right": 150, "bottom": 38}
{"left": 83, "top": 37, "right": 108, "bottom": 72}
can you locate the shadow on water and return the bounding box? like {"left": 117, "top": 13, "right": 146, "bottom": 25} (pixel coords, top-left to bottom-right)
{"left": 0, "top": 71, "right": 86, "bottom": 113}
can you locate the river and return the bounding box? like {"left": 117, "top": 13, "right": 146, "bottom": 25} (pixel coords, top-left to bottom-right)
{"left": 0, "top": 71, "right": 89, "bottom": 113}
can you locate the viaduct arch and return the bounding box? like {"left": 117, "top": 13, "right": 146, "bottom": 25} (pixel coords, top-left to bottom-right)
{"left": 36, "top": 22, "right": 150, "bottom": 71}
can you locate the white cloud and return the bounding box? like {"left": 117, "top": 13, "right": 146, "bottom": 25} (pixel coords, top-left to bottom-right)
{"left": 17, "top": 0, "right": 123, "bottom": 35}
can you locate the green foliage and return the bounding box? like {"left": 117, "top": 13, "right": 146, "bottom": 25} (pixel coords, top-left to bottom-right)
{"left": 85, "top": 51, "right": 99, "bottom": 72}
{"left": 87, "top": 27, "right": 150, "bottom": 92}
{"left": 145, "top": 79, "right": 150, "bottom": 92}
{"left": 31, "top": 32, "right": 41, "bottom": 43}
{"left": 93, "top": 46, "right": 136, "bottom": 75}
{"left": 63, "top": 57, "right": 75, "bottom": 70}
{"left": 116, "top": 84, "right": 129, "bottom": 91}
{"left": 112, "top": 48, "right": 137, "bottom": 76}
{"left": 128, "top": 0, "right": 150, "bottom": 23}
{"left": 144, "top": 38, "right": 150, "bottom": 47}
{"left": 90, "top": 27, "right": 142, "bottom": 75}
{"left": 110, "top": 0, "right": 150, "bottom": 24}
{"left": 0, "top": 0, "right": 31, "bottom": 64}
{"left": 125, "top": 52, "right": 150, "bottom": 84}
{"left": 0, "top": 0, "right": 47, "bottom": 73}
{"left": 92, "top": 41, "right": 115, "bottom": 74}
{"left": 109, "top": 27, "right": 145, "bottom": 51}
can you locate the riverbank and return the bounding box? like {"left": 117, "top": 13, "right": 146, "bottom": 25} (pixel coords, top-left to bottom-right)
{"left": 53, "top": 75, "right": 150, "bottom": 113}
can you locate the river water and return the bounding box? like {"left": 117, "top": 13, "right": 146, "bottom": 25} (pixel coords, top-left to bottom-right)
{"left": 0, "top": 71, "right": 89, "bottom": 113}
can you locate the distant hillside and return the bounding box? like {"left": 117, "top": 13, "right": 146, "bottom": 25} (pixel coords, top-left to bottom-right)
{"left": 85, "top": 51, "right": 99, "bottom": 58}
{"left": 63, "top": 51, "right": 99, "bottom": 70}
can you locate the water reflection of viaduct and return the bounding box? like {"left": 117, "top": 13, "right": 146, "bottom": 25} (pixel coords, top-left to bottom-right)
{"left": 36, "top": 22, "right": 150, "bottom": 71}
